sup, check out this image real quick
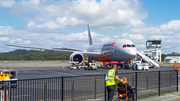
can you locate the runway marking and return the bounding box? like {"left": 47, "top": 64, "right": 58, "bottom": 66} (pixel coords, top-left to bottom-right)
{"left": 36, "top": 68, "right": 77, "bottom": 76}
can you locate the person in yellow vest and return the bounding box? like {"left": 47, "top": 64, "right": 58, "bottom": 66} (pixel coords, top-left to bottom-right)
{"left": 106, "top": 65, "right": 125, "bottom": 101}
{"left": 89, "top": 62, "right": 92, "bottom": 67}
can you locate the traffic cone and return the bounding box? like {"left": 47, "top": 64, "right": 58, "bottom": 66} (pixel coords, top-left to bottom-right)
{"left": 63, "top": 67, "right": 64, "bottom": 69}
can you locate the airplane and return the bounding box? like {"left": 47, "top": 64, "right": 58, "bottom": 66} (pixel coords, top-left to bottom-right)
{"left": 6, "top": 24, "right": 159, "bottom": 68}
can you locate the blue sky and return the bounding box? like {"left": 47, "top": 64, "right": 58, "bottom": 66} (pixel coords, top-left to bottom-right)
{"left": 0, "top": 0, "right": 180, "bottom": 54}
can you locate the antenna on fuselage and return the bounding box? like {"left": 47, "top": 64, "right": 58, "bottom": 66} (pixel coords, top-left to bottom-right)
{"left": 87, "top": 24, "right": 93, "bottom": 46}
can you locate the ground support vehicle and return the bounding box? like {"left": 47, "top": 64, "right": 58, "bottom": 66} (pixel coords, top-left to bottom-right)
{"left": 0, "top": 68, "right": 18, "bottom": 101}
{"left": 132, "top": 61, "right": 149, "bottom": 70}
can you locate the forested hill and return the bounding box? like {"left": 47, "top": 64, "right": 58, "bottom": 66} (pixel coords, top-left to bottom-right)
{"left": 0, "top": 49, "right": 70, "bottom": 60}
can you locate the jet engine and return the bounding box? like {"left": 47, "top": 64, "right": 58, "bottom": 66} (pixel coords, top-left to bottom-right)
{"left": 69, "top": 53, "right": 84, "bottom": 65}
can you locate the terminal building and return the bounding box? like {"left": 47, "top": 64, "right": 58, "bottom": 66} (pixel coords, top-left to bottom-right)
{"left": 164, "top": 56, "right": 180, "bottom": 63}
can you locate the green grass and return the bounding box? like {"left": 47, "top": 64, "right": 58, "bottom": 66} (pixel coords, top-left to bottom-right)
{"left": 158, "top": 62, "right": 180, "bottom": 66}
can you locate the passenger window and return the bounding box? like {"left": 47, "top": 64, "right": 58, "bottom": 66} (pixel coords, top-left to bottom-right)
{"left": 132, "top": 45, "right": 135, "bottom": 47}
{"left": 127, "top": 44, "right": 131, "bottom": 47}
{"left": 123, "top": 45, "right": 126, "bottom": 48}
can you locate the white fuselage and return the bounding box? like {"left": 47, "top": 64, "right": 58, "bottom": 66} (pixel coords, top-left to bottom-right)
{"left": 87, "top": 39, "right": 137, "bottom": 61}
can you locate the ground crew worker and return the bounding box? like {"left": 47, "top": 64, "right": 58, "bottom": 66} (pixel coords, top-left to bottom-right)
{"left": 89, "top": 62, "right": 92, "bottom": 67}
{"left": 94, "top": 62, "right": 96, "bottom": 66}
{"left": 106, "top": 65, "right": 125, "bottom": 101}
{"left": 101, "top": 63, "right": 103, "bottom": 67}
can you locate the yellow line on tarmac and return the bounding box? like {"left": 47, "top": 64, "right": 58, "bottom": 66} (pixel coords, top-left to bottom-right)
{"left": 36, "top": 68, "right": 77, "bottom": 76}
{"left": 138, "top": 87, "right": 180, "bottom": 98}
{"left": 164, "top": 93, "right": 180, "bottom": 98}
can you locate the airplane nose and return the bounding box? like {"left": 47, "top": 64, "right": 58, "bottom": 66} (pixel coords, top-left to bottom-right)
{"left": 127, "top": 49, "right": 137, "bottom": 59}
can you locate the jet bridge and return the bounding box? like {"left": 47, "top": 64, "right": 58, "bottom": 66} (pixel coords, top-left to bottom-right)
{"left": 136, "top": 50, "right": 159, "bottom": 68}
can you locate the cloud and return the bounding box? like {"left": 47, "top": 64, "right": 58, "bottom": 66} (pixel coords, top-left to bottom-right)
{"left": 1, "top": 25, "right": 179, "bottom": 53}
{"left": 131, "top": 20, "right": 180, "bottom": 34}
{"left": 3, "top": 0, "right": 147, "bottom": 29}
{"left": 0, "top": 0, "right": 15, "bottom": 7}
{"left": 0, "top": 26, "right": 112, "bottom": 51}
{"left": 121, "top": 33, "right": 145, "bottom": 40}
{"left": 160, "top": 20, "right": 180, "bottom": 32}
{"left": 0, "top": 26, "right": 13, "bottom": 35}
{"left": 27, "top": 21, "right": 60, "bottom": 29}
{"left": 0, "top": 37, "right": 9, "bottom": 41}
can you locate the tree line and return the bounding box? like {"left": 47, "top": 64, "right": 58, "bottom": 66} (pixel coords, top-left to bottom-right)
{"left": 0, "top": 49, "right": 178, "bottom": 61}
{"left": 0, "top": 49, "right": 70, "bottom": 61}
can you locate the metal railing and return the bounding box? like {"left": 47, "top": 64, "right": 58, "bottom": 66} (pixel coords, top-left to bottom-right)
{"left": 0, "top": 70, "right": 178, "bottom": 101}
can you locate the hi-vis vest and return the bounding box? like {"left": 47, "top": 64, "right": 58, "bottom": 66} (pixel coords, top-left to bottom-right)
{"left": 106, "top": 69, "right": 118, "bottom": 86}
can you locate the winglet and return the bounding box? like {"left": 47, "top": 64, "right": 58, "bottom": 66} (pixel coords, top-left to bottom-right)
{"left": 87, "top": 24, "right": 93, "bottom": 46}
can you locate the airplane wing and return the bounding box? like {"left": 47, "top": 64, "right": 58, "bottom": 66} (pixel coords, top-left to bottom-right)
{"left": 141, "top": 47, "right": 175, "bottom": 52}
{"left": 6, "top": 44, "right": 101, "bottom": 57}
{"left": 61, "top": 47, "right": 83, "bottom": 51}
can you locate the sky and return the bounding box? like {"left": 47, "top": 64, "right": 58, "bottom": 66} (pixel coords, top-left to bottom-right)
{"left": 0, "top": 0, "right": 180, "bottom": 54}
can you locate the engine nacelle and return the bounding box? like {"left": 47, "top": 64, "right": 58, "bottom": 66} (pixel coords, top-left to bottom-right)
{"left": 69, "top": 53, "right": 84, "bottom": 65}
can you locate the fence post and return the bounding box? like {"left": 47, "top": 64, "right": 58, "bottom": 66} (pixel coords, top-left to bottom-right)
{"left": 95, "top": 79, "right": 96, "bottom": 100}
{"left": 170, "top": 74, "right": 171, "bottom": 87}
{"left": 132, "top": 76, "right": 134, "bottom": 87}
{"left": 5, "top": 84, "right": 6, "bottom": 101}
{"left": 62, "top": 77, "right": 64, "bottom": 101}
{"left": 177, "top": 70, "right": 178, "bottom": 92}
{"left": 135, "top": 72, "right": 137, "bottom": 101}
{"left": 71, "top": 80, "right": 74, "bottom": 101}
{"left": 147, "top": 75, "right": 148, "bottom": 90}
{"left": 104, "top": 74, "right": 106, "bottom": 101}
{"left": 44, "top": 83, "right": 47, "bottom": 101}
{"left": 9, "top": 82, "right": 11, "bottom": 101}
{"left": 158, "top": 71, "right": 160, "bottom": 96}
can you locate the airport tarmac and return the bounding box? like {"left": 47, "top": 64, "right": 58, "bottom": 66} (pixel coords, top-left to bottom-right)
{"left": 0, "top": 61, "right": 180, "bottom": 101}
{"left": 0, "top": 61, "right": 178, "bottom": 80}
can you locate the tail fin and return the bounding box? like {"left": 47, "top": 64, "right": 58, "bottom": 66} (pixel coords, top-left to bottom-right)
{"left": 87, "top": 24, "right": 93, "bottom": 46}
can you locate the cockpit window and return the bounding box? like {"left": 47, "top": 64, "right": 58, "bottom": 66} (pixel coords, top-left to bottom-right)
{"left": 127, "top": 44, "right": 131, "bottom": 47}
{"left": 122, "top": 45, "right": 126, "bottom": 48}
{"left": 132, "top": 45, "right": 135, "bottom": 47}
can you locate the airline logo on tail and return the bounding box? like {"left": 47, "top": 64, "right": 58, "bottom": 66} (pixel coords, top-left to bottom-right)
{"left": 111, "top": 42, "right": 115, "bottom": 48}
